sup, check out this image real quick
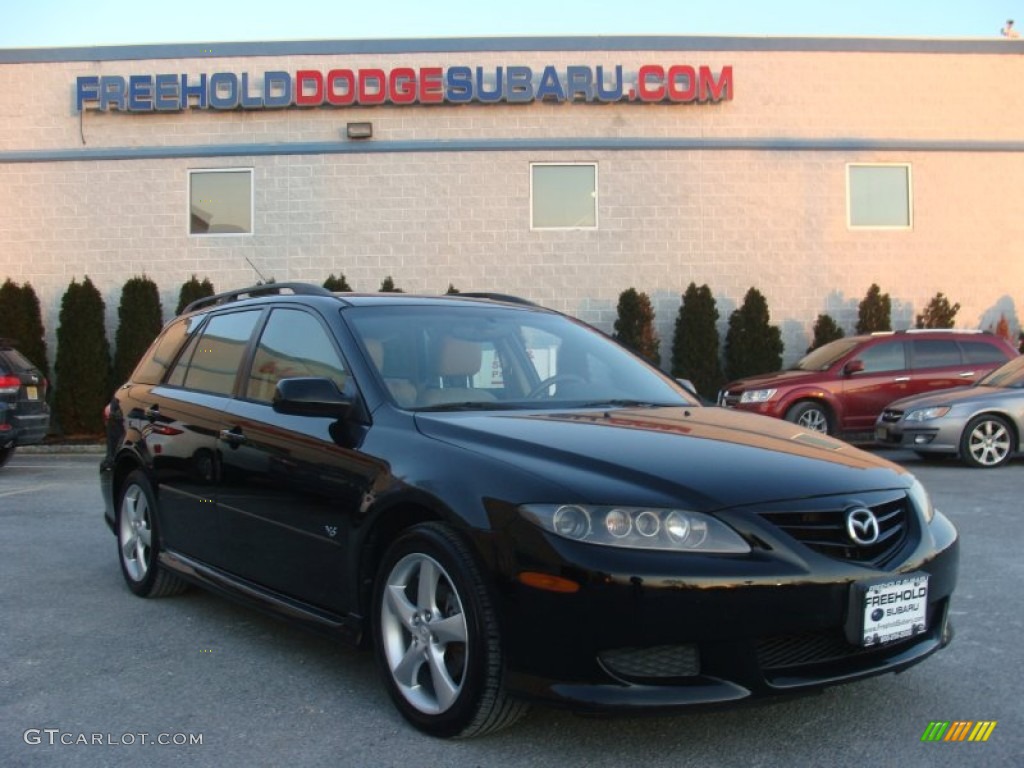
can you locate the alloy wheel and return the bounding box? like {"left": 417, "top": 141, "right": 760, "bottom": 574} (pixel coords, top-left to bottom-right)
{"left": 966, "top": 418, "right": 1011, "bottom": 467}
{"left": 118, "top": 484, "right": 152, "bottom": 582}
{"left": 379, "top": 553, "right": 469, "bottom": 715}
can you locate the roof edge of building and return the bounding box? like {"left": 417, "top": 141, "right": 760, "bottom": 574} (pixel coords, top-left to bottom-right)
{"left": 2, "top": 35, "right": 1022, "bottom": 64}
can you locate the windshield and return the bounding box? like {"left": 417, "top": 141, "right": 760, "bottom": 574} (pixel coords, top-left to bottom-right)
{"left": 791, "top": 338, "right": 861, "bottom": 371}
{"left": 344, "top": 304, "right": 696, "bottom": 411}
{"left": 977, "top": 356, "right": 1024, "bottom": 388}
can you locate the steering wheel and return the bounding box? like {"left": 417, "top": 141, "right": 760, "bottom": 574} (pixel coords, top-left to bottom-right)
{"left": 526, "top": 374, "right": 587, "bottom": 399}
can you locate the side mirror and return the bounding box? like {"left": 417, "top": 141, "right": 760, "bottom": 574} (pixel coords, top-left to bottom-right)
{"left": 273, "top": 377, "right": 352, "bottom": 419}
{"left": 843, "top": 359, "right": 865, "bottom": 376}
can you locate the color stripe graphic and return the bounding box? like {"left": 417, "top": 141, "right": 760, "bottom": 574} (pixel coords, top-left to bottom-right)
{"left": 920, "top": 721, "right": 996, "bottom": 742}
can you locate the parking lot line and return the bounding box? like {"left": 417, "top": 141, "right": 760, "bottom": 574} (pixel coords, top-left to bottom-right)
{"left": 0, "top": 484, "right": 55, "bottom": 499}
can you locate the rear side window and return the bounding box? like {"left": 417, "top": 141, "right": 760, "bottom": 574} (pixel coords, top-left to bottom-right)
{"left": 911, "top": 339, "right": 961, "bottom": 369}
{"left": 167, "top": 310, "right": 261, "bottom": 395}
{"left": 132, "top": 315, "right": 204, "bottom": 385}
{"left": 961, "top": 340, "right": 1009, "bottom": 365}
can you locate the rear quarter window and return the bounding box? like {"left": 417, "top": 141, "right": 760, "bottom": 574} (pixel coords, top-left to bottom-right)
{"left": 0, "top": 348, "right": 36, "bottom": 372}
{"left": 131, "top": 315, "right": 205, "bottom": 385}
{"left": 961, "top": 340, "right": 1010, "bottom": 365}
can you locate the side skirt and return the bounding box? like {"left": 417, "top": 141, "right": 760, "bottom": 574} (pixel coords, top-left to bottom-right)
{"left": 159, "top": 549, "right": 365, "bottom": 645}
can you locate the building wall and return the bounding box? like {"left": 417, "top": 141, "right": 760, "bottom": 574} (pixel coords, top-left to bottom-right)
{"left": 2, "top": 38, "right": 1023, "bottom": 370}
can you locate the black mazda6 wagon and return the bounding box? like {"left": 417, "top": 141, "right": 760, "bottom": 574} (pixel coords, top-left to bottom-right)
{"left": 100, "top": 283, "right": 958, "bottom": 737}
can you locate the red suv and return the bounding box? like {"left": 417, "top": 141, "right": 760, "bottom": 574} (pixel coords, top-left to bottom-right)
{"left": 719, "top": 330, "right": 1018, "bottom": 437}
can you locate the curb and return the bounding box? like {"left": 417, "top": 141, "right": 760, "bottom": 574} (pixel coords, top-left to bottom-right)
{"left": 19, "top": 444, "right": 105, "bottom": 454}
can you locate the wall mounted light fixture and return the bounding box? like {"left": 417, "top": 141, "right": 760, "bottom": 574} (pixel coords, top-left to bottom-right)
{"left": 346, "top": 122, "right": 373, "bottom": 139}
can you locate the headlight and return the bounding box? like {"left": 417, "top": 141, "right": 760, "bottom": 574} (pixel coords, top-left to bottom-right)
{"left": 519, "top": 504, "right": 750, "bottom": 553}
{"left": 905, "top": 406, "right": 951, "bottom": 423}
{"left": 907, "top": 476, "right": 935, "bottom": 524}
{"left": 739, "top": 389, "right": 776, "bottom": 404}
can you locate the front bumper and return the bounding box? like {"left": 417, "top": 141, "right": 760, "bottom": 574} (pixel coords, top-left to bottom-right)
{"left": 489, "top": 507, "right": 959, "bottom": 711}
{"left": 874, "top": 422, "right": 960, "bottom": 453}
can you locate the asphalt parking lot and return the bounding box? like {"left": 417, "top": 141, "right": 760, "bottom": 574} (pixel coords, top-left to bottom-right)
{"left": 1, "top": 450, "right": 1021, "bottom": 768}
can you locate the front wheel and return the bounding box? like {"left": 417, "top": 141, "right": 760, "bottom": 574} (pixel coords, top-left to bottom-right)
{"left": 785, "top": 401, "right": 831, "bottom": 434}
{"left": 960, "top": 415, "right": 1014, "bottom": 468}
{"left": 372, "top": 523, "right": 527, "bottom": 738}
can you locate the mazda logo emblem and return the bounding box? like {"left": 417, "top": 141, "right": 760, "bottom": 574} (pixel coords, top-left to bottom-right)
{"left": 846, "top": 507, "right": 880, "bottom": 546}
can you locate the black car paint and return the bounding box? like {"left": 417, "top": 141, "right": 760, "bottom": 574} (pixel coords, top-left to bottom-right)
{"left": 101, "top": 293, "right": 958, "bottom": 714}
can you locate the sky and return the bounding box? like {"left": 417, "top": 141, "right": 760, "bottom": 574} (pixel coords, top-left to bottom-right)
{"left": 0, "top": 0, "right": 1021, "bottom": 48}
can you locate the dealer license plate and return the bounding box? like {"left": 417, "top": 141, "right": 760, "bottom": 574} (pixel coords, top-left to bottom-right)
{"left": 26, "top": 386, "right": 38, "bottom": 400}
{"left": 858, "top": 574, "right": 929, "bottom": 647}
{"left": 874, "top": 425, "right": 887, "bottom": 441}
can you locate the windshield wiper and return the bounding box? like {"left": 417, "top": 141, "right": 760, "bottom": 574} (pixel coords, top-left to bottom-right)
{"left": 413, "top": 401, "right": 526, "bottom": 412}
{"left": 576, "top": 399, "right": 678, "bottom": 409}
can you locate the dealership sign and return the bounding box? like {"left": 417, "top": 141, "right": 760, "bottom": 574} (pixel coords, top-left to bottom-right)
{"left": 75, "top": 64, "right": 733, "bottom": 112}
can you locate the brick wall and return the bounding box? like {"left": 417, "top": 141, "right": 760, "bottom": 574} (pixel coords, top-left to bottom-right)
{"left": 2, "top": 42, "right": 1023, "bottom": 373}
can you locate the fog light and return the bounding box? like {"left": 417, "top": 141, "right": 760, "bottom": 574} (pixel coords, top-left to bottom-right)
{"left": 914, "top": 435, "right": 935, "bottom": 445}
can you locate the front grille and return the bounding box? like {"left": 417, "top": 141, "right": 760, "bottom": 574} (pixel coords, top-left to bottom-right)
{"left": 757, "top": 628, "right": 863, "bottom": 669}
{"left": 757, "top": 496, "right": 910, "bottom": 567}
{"left": 757, "top": 602, "right": 935, "bottom": 670}
{"left": 719, "top": 390, "right": 740, "bottom": 407}
{"left": 599, "top": 644, "right": 700, "bottom": 680}
{"left": 756, "top": 625, "right": 920, "bottom": 671}
{"left": 879, "top": 408, "right": 903, "bottom": 423}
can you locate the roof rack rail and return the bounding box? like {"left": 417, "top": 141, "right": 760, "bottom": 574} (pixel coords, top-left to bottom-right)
{"left": 899, "top": 328, "right": 984, "bottom": 335}
{"left": 181, "top": 282, "right": 333, "bottom": 315}
{"left": 457, "top": 292, "right": 538, "bottom": 307}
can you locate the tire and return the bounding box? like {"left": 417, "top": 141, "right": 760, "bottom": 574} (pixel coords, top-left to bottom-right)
{"left": 116, "top": 470, "right": 189, "bottom": 597}
{"left": 372, "top": 522, "right": 527, "bottom": 738}
{"left": 959, "top": 415, "right": 1014, "bottom": 468}
{"left": 0, "top": 445, "right": 14, "bottom": 468}
{"left": 785, "top": 401, "right": 831, "bottom": 434}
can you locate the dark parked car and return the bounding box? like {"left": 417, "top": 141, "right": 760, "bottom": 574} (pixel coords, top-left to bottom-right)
{"left": 100, "top": 284, "right": 958, "bottom": 737}
{"left": 876, "top": 355, "right": 1024, "bottom": 468}
{"left": 0, "top": 338, "right": 50, "bottom": 467}
{"left": 719, "top": 330, "right": 1016, "bottom": 437}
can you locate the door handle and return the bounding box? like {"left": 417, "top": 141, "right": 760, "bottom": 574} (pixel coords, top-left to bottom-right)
{"left": 219, "top": 428, "right": 246, "bottom": 446}
{"left": 958, "top": 371, "right": 976, "bottom": 378}
{"left": 893, "top": 376, "right": 911, "bottom": 383}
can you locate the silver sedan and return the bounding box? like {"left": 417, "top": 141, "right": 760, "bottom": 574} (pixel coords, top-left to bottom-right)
{"left": 876, "top": 355, "right": 1024, "bottom": 468}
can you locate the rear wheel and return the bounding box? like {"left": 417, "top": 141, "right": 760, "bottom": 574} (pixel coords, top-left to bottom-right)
{"left": 0, "top": 445, "right": 14, "bottom": 468}
{"left": 959, "top": 415, "right": 1014, "bottom": 468}
{"left": 785, "top": 401, "right": 831, "bottom": 434}
{"left": 373, "top": 522, "right": 527, "bottom": 738}
{"left": 116, "top": 470, "right": 189, "bottom": 597}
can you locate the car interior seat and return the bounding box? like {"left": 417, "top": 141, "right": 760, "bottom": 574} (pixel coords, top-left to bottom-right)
{"left": 417, "top": 336, "right": 496, "bottom": 407}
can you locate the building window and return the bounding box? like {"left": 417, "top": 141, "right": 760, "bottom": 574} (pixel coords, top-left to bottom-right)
{"left": 847, "top": 164, "right": 912, "bottom": 229}
{"left": 189, "top": 168, "right": 253, "bottom": 235}
{"left": 531, "top": 163, "right": 598, "bottom": 229}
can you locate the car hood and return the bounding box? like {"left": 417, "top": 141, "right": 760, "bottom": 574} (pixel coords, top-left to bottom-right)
{"left": 723, "top": 369, "right": 826, "bottom": 391}
{"left": 886, "top": 385, "right": 1004, "bottom": 411}
{"left": 414, "top": 406, "right": 908, "bottom": 511}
